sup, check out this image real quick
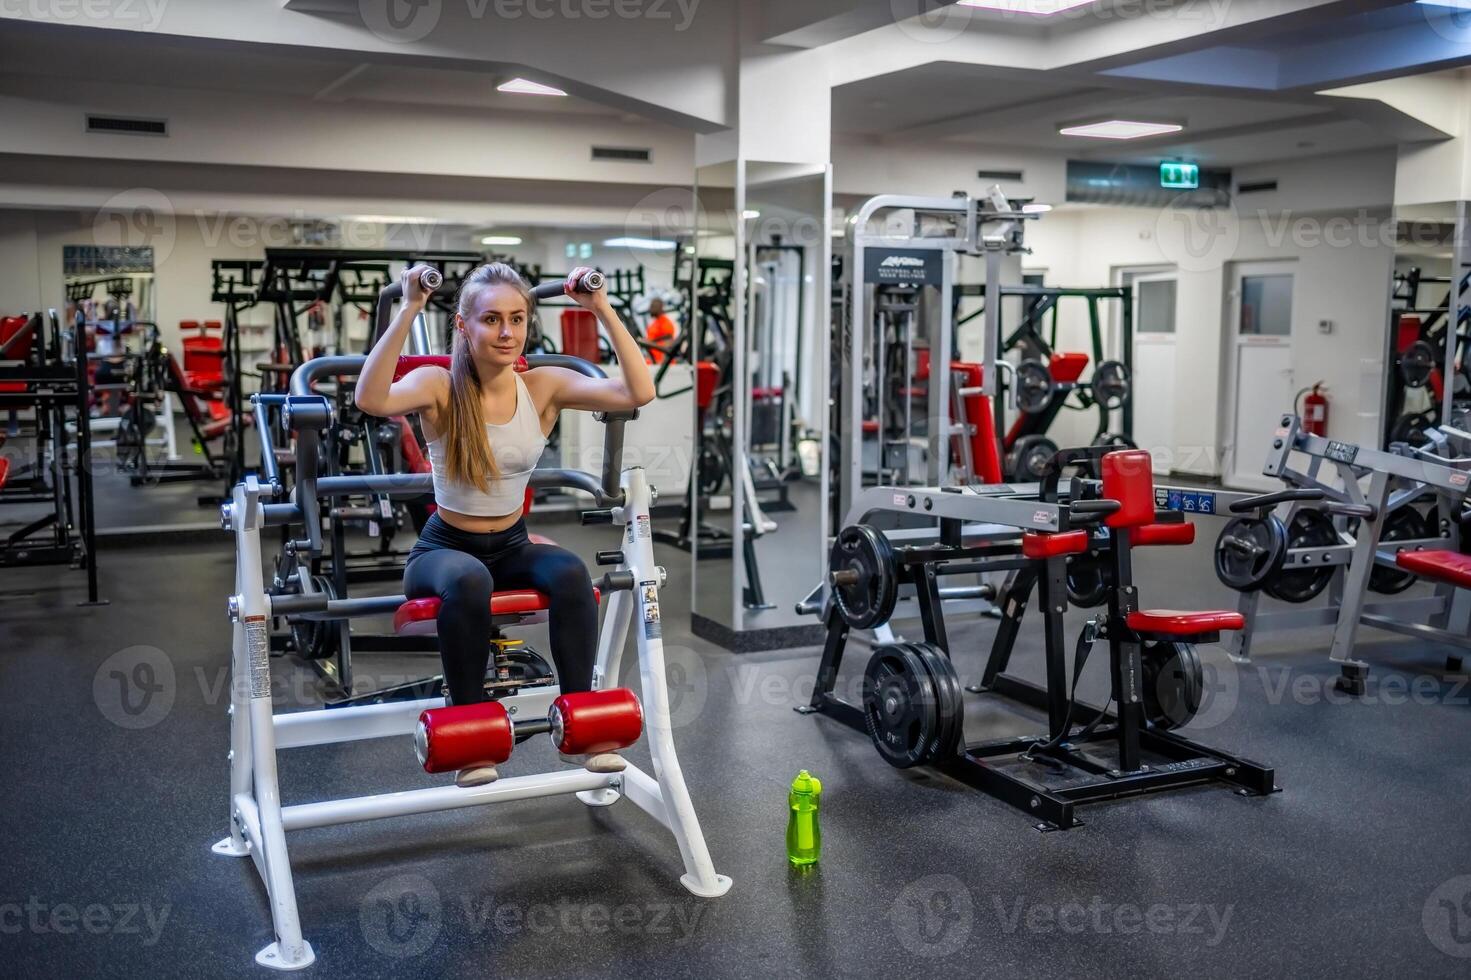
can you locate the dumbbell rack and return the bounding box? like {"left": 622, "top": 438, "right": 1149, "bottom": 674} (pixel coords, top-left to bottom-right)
{"left": 1222, "top": 414, "right": 1471, "bottom": 691}
{"left": 214, "top": 359, "right": 729, "bottom": 969}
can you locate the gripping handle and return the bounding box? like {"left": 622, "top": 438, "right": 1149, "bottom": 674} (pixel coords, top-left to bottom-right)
{"left": 1228, "top": 488, "right": 1326, "bottom": 514}
{"left": 531, "top": 270, "right": 605, "bottom": 299}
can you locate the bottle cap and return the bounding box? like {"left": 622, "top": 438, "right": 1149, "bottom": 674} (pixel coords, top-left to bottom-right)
{"left": 791, "top": 769, "right": 822, "bottom": 796}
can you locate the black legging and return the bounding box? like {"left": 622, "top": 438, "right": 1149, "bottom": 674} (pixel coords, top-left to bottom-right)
{"left": 405, "top": 512, "right": 598, "bottom": 706}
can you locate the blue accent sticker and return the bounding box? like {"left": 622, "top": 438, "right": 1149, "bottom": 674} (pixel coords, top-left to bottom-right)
{"left": 1195, "top": 492, "right": 1216, "bottom": 515}
{"left": 1168, "top": 490, "right": 1184, "bottom": 511}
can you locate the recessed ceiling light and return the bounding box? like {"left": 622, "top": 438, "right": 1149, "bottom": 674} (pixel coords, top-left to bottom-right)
{"left": 497, "top": 78, "right": 567, "bottom": 97}
{"left": 480, "top": 235, "right": 522, "bottom": 246}
{"left": 742, "top": 210, "right": 761, "bottom": 220}
{"left": 1021, "top": 203, "right": 1053, "bottom": 214}
{"left": 1059, "top": 119, "right": 1184, "bottom": 140}
{"left": 603, "top": 237, "right": 676, "bottom": 251}
{"left": 959, "top": 0, "right": 1098, "bottom": 14}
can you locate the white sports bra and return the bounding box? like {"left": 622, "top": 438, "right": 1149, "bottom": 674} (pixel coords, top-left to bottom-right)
{"left": 425, "top": 374, "right": 548, "bottom": 517}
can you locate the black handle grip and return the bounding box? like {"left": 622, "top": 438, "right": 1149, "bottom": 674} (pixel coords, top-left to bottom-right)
{"left": 1070, "top": 499, "right": 1122, "bottom": 516}
{"left": 595, "top": 550, "right": 625, "bottom": 566}
{"left": 1228, "top": 488, "right": 1326, "bottom": 514}
{"left": 1327, "top": 502, "right": 1377, "bottom": 520}
{"left": 531, "top": 271, "right": 606, "bottom": 299}
{"left": 581, "top": 509, "right": 615, "bottom": 525}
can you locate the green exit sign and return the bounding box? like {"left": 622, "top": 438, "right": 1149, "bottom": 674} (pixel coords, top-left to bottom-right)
{"left": 1160, "top": 161, "right": 1199, "bottom": 189}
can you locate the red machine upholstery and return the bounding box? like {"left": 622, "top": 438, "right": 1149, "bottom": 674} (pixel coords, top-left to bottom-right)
{"left": 1048, "top": 351, "right": 1089, "bottom": 384}
{"left": 0, "top": 457, "right": 9, "bottom": 490}
{"left": 0, "top": 315, "right": 34, "bottom": 360}
{"left": 393, "top": 354, "right": 527, "bottom": 383}
{"left": 1022, "top": 530, "right": 1089, "bottom": 559}
{"left": 1127, "top": 610, "right": 1245, "bottom": 636}
{"left": 549, "top": 688, "right": 643, "bottom": 755}
{"left": 561, "top": 309, "right": 600, "bottom": 363}
{"left": 181, "top": 319, "right": 226, "bottom": 390}
{"left": 1100, "top": 450, "right": 1156, "bottom": 529}
{"left": 1394, "top": 550, "right": 1471, "bottom": 589}
{"left": 1133, "top": 523, "right": 1196, "bottom": 547}
{"left": 416, "top": 701, "right": 514, "bottom": 772}
{"left": 695, "top": 361, "right": 719, "bottom": 412}
{"left": 393, "top": 588, "right": 602, "bottom": 636}
{"left": 950, "top": 361, "right": 1003, "bottom": 484}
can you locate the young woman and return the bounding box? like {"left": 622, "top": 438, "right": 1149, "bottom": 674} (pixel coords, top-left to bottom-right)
{"left": 355, "top": 262, "right": 655, "bottom": 786}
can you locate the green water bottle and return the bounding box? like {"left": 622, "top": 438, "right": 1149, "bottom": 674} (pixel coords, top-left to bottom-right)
{"left": 786, "top": 769, "right": 822, "bottom": 866}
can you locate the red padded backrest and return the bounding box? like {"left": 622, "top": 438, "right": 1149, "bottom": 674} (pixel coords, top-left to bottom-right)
{"left": 950, "top": 361, "right": 1002, "bottom": 484}
{"left": 1, "top": 315, "right": 33, "bottom": 361}
{"left": 1049, "top": 351, "right": 1089, "bottom": 384}
{"left": 560, "top": 309, "right": 600, "bottom": 363}
{"left": 393, "top": 354, "right": 528, "bottom": 382}
{"left": 695, "top": 361, "right": 719, "bottom": 411}
{"left": 1101, "top": 449, "right": 1156, "bottom": 529}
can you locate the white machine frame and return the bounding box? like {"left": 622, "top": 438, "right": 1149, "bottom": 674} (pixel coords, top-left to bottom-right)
{"left": 214, "top": 466, "right": 731, "bottom": 971}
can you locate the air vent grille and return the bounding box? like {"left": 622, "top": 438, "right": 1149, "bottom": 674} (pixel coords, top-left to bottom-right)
{"left": 977, "top": 169, "right": 1024, "bottom": 182}
{"left": 592, "top": 146, "right": 651, "bottom": 163}
{"left": 1237, "top": 180, "right": 1278, "bottom": 194}
{"left": 86, "top": 115, "right": 167, "bottom": 137}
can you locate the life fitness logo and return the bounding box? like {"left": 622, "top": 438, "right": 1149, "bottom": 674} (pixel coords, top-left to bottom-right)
{"left": 879, "top": 255, "right": 925, "bottom": 272}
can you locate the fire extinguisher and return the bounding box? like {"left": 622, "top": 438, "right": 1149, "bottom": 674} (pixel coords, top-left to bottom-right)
{"left": 1298, "top": 383, "right": 1329, "bottom": 437}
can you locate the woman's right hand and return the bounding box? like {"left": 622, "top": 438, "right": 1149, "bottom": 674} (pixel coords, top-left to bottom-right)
{"left": 402, "top": 263, "right": 436, "bottom": 308}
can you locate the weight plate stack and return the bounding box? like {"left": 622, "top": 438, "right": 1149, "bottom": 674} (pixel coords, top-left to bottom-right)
{"left": 1092, "top": 360, "right": 1132, "bottom": 408}
{"left": 908, "top": 642, "right": 964, "bottom": 761}
{"left": 1015, "top": 359, "right": 1054, "bottom": 415}
{"left": 1007, "top": 435, "right": 1059, "bottom": 482}
{"left": 862, "top": 644, "right": 941, "bottom": 768}
{"left": 829, "top": 524, "right": 898, "bottom": 630}
{"left": 1264, "top": 509, "right": 1338, "bottom": 604}
{"left": 1065, "top": 552, "right": 1112, "bottom": 608}
{"left": 1214, "top": 515, "right": 1288, "bottom": 592}
{"left": 1140, "top": 640, "right": 1203, "bottom": 731}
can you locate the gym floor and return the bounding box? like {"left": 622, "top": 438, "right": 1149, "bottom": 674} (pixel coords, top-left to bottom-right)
{"left": 3, "top": 517, "right": 1470, "bottom": 978}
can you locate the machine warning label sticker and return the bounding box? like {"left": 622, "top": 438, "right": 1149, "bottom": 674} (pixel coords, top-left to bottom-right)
{"left": 1452, "top": 472, "right": 1469, "bottom": 488}
{"left": 639, "top": 579, "right": 662, "bottom": 639}
{"left": 893, "top": 493, "right": 907, "bottom": 506}
{"left": 244, "top": 615, "right": 270, "bottom": 698}
{"left": 1162, "top": 489, "right": 1216, "bottom": 514}
{"left": 636, "top": 515, "right": 651, "bottom": 540}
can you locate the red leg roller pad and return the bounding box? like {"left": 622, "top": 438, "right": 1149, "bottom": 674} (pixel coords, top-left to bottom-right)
{"left": 415, "top": 702, "right": 515, "bottom": 773}
{"left": 549, "top": 689, "right": 644, "bottom": 756}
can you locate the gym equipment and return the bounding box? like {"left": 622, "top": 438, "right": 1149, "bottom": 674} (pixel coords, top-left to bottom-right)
{"left": 1383, "top": 267, "right": 1471, "bottom": 451}
{"left": 827, "top": 523, "right": 898, "bottom": 630}
{"left": 1213, "top": 514, "right": 1288, "bottom": 591}
{"left": 0, "top": 310, "right": 102, "bottom": 603}
{"left": 216, "top": 344, "right": 729, "bottom": 971}
{"left": 1220, "top": 414, "right": 1471, "bottom": 692}
{"left": 800, "top": 446, "right": 1276, "bottom": 831}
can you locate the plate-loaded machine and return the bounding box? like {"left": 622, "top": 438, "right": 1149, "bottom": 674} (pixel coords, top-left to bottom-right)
{"left": 800, "top": 447, "right": 1277, "bottom": 831}
{"left": 1217, "top": 414, "right": 1471, "bottom": 694}
{"left": 217, "top": 281, "right": 728, "bottom": 971}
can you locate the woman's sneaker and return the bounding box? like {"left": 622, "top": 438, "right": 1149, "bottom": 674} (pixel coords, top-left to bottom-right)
{"left": 455, "top": 764, "right": 499, "bottom": 787}
{"left": 560, "top": 752, "right": 626, "bottom": 773}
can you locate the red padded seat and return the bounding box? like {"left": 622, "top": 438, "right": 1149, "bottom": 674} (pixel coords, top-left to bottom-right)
{"left": 1133, "top": 523, "right": 1196, "bottom": 547}
{"left": 395, "top": 588, "right": 602, "bottom": 636}
{"left": 1394, "top": 550, "right": 1471, "bottom": 589}
{"left": 1022, "top": 530, "right": 1089, "bottom": 559}
{"left": 0, "top": 457, "right": 9, "bottom": 490}
{"left": 1127, "top": 609, "right": 1245, "bottom": 636}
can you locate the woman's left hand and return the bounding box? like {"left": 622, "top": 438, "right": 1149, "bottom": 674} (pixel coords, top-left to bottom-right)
{"left": 564, "top": 266, "right": 609, "bottom": 312}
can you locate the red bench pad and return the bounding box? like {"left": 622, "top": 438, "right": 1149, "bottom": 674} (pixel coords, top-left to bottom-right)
{"left": 1395, "top": 550, "right": 1471, "bottom": 589}
{"left": 395, "top": 588, "right": 601, "bottom": 636}
{"left": 1133, "top": 523, "right": 1195, "bottom": 547}
{"left": 1127, "top": 609, "right": 1244, "bottom": 636}
{"left": 1022, "top": 530, "right": 1089, "bottom": 559}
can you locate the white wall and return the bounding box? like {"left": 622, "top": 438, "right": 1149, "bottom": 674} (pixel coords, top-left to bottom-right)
{"left": 1023, "top": 149, "right": 1399, "bottom": 477}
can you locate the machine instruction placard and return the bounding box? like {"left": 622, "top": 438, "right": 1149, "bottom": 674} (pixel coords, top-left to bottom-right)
{"left": 244, "top": 615, "right": 270, "bottom": 698}
{"left": 863, "top": 248, "right": 943, "bottom": 286}
{"left": 638, "top": 580, "right": 662, "bottom": 640}
{"left": 1155, "top": 487, "right": 1216, "bottom": 514}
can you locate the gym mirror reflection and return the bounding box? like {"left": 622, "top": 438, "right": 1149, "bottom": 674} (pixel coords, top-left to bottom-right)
{"left": 690, "top": 161, "right": 830, "bottom": 640}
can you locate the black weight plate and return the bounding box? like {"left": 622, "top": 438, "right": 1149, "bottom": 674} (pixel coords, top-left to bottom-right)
{"left": 862, "top": 644, "right": 940, "bottom": 768}
{"left": 1369, "top": 507, "right": 1430, "bottom": 594}
{"left": 1093, "top": 360, "right": 1131, "bottom": 408}
{"left": 1007, "top": 435, "right": 1059, "bottom": 482}
{"left": 1141, "top": 639, "right": 1203, "bottom": 731}
{"left": 830, "top": 524, "right": 898, "bottom": 630}
{"left": 1264, "top": 508, "right": 1338, "bottom": 604}
{"left": 290, "top": 575, "right": 339, "bottom": 661}
{"left": 908, "top": 642, "right": 964, "bottom": 760}
{"left": 1399, "top": 340, "right": 1435, "bottom": 389}
{"left": 1015, "top": 359, "right": 1054, "bottom": 415}
{"left": 1214, "top": 515, "right": 1288, "bottom": 592}
{"left": 1389, "top": 412, "right": 1434, "bottom": 448}
{"left": 1066, "top": 552, "right": 1111, "bottom": 608}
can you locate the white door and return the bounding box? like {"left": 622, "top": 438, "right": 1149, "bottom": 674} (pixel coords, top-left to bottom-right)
{"left": 1227, "top": 261, "right": 1296, "bottom": 489}
{"left": 1131, "top": 273, "right": 1177, "bottom": 474}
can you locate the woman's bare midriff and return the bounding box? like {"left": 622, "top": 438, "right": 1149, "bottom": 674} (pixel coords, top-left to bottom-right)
{"left": 435, "top": 506, "right": 524, "bottom": 534}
